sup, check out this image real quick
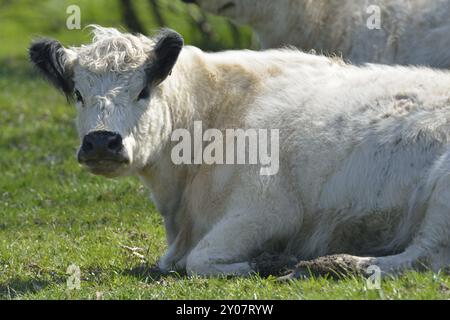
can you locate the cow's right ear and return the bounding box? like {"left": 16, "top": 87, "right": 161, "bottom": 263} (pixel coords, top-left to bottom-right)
{"left": 29, "top": 39, "right": 75, "bottom": 100}
{"left": 146, "top": 29, "right": 184, "bottom": 86}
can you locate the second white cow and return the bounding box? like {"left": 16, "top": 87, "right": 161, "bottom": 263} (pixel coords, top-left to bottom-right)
{"left": 184, "top": 0, "right": 450, "bottom": 68}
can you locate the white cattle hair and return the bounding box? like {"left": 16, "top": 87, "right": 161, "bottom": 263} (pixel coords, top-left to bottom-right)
{"left": 37, "top": 26, "right": 450, "bottom": 277}
{"left": 193, "top": 0, "right": 450, "bottom": 68}
{"left": 71, "top": 25, "right": 155, "bottom": 73}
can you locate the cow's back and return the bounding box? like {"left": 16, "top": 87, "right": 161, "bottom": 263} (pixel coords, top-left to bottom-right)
{"left": 244, "top": 62, "right": 450, "bottom": 256}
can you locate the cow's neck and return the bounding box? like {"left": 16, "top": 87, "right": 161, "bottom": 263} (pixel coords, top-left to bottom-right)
{"left": 138, "top": 46, "right": 263, "bottom": 242}
{"left": 169, "top": 47, "right": 263, "bottom": 130}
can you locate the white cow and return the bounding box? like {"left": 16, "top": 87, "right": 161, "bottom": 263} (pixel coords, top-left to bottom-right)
{"left": 183, "top": 0, "right": 450, "bottom": 68}
{"left": 29, "top": 26, "right": 449, "bottom": 277}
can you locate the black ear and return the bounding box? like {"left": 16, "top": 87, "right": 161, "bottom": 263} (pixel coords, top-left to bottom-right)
{"left": 146, "top": 29, "right": 184, "bottom": 86}
{"left": 29, "top": 38, "right": 74, "bottom": 99}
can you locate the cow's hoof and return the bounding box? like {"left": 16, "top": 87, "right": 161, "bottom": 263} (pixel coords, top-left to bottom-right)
{"left": 277, "top": 266, "right": 311, "bottom": 281}
{"left": 251, "top": 252, "right": 298, "bottom": 277}
{"left": 277, "top": 254, "right": 367, "bottom": 281}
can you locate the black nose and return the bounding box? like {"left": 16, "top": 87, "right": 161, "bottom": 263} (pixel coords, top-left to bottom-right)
{"left": 78, "top": 131, "right": 127, "bottom": 163}
{"left": 181, "top": 0, "right": 197, "bottom": 3}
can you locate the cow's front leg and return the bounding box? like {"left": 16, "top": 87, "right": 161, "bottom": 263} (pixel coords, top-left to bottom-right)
{"left": 186, "top": 205, "right": 300, "bottom": 276}
{"left": 185, "top": 213, "right": 258, "bottom": 276}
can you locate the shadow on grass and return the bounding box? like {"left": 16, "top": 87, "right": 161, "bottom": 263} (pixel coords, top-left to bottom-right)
{"left": 123, "top": 253, "right": 302, "bottom": 282}
{"left": 122, "top": 263, "right": 186, "bottom": 282}
{"left": 0, "top": 276, "right": 66, "bottom": 299}
{"left": 123, "top": 258, "right": 297, "bottom": 281}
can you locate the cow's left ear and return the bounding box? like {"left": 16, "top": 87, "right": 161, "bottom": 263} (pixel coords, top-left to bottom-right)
{"left": 29, "top": 38, "right": 75, "bottom": 100}
{"left": 146, "top": 29, "right": 184, "bottom": 86}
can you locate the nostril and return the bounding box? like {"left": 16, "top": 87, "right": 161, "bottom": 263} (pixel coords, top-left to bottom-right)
{"left": 84, "top": 140, "right": 94, "bottom": 152}
{"left": 107, "top": 135, "right": 122, "bottom": 152}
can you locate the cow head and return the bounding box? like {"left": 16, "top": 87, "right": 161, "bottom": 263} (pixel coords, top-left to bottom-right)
{"left": 29, "top": 26, "right": 183, "bottom": 178}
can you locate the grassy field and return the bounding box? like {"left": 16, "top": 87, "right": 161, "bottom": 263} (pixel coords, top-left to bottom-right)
{"left": 0, "top": 0, "right": 449, "bottom": 300}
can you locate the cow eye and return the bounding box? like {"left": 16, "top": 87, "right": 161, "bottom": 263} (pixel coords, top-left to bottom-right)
{"left": 137, "top": 86, "right": 150, "bottom": 100}
{"left": 74, "top": 89, "right": 84, "bottom": 104}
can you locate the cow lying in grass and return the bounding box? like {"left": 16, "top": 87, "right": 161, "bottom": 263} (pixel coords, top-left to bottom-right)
{"left": 183, "top": 0, "right": 450, "bottom": 68}
{"left": 29, "top": 26, "right": 449, "bottom": 277}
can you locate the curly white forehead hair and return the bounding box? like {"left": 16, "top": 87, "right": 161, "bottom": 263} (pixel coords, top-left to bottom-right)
{"left": 29, "top": 25, "right": 183, "bottom": 101}
{"left": 71, "top": 25, "right": 156, "bottom": 73}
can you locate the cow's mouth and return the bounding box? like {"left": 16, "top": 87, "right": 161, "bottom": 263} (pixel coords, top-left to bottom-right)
{"left": 217, "top": 2, "right": 235, "bottom": 14}
{"left": 83, "top": 159, "right": 129, "bottom": 177}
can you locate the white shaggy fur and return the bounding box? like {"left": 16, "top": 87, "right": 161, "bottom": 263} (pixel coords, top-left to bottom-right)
{"left": 74, "top": 26, "right": 155, "bottom": 72}
{"left": 57, "top": 27, "right": 449, "bottom": 276}
{"left": 192, "top": 0, "right": 450, "bottom": 68}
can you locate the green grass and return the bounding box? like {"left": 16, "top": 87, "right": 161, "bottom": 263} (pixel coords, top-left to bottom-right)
{"left": 0, "top": 0, "right": 449, "bottom": 300}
